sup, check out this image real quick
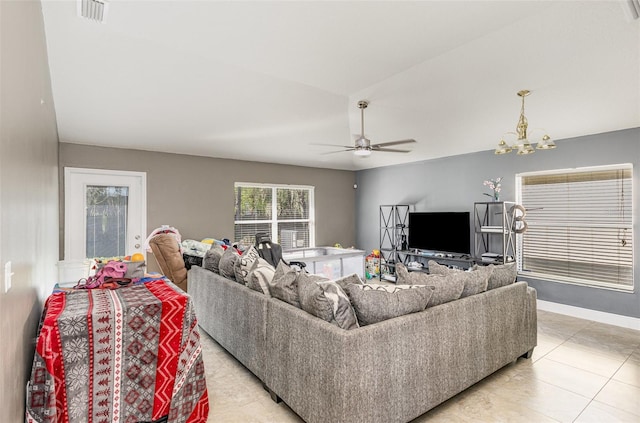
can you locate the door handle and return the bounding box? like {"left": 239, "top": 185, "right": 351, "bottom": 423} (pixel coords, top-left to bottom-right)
{"left": 135, "top": 244, "right": 141, "bottom": 249}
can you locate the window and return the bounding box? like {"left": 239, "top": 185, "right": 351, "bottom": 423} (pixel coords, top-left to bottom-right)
{"left": 234, "top": 183, "right": 315, "bottom": 249}
{"left": 516, "top": 164, "right": 633, "bottom": 291}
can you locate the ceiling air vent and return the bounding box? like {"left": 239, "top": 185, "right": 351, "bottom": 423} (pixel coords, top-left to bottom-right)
{"left": 77, "top": 0, "right": 109, "bottom": 23}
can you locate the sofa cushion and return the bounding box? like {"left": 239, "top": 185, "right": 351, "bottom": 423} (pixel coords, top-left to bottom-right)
{"left": 246, "top": 258, "right": 276, "bottom": 296}
{"left": 202, "top": 244, "right": 224, "bottom": 274}
{"left": 455, "top": 266, "right": 492, "bottom": 297}
{"left": 426, "top": 260, "right": 493, "bottom": 297}
{"left": 428, "top": 259, "right": 513, "bottom": 291}
{"left": 234, "top": 245, "right": 262, "bottom": 284}
{"left": 344, "top": 283, "right": 433, "bottom": 326}
{"left": 297, "top": 272, "right": 334, "bottom": 323}
{"left": 427, "top": 260, "right": 478, "bottom": 275}
{"left": 270, "top": 261, "right": 301, "bottom": 308}
{"left": 333, "top": 273, "right": 364, "bottom": 291}
{"left": 487, "top": 262, "right": 517, "bottom": 290}
{"left": 297, "top": 273, "right": 359, "bottom": 330}
{"left": 396, "top": 264, "right": 463, "bottom": 307}
{"left": 203, "top": 245, "right": 224, "bottom": 273}
{"left": 219, "top": 248, "right": 240, "bottom": 281}
{"left": 319, "top": 281, "right": 359, "bottom": 330}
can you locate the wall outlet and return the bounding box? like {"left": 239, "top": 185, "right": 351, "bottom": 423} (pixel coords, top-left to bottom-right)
{"left": 4, "top": 261, "right": 13, "bottom": 293}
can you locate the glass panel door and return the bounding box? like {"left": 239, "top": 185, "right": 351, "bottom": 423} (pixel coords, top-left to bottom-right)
{"left": 65, "top": 168, "right": 146, "bottom": 260}
{"left": 86, "top": 185, "right": 129, "bottom": 258}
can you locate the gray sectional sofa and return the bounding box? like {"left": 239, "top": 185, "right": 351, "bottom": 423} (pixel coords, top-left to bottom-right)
{"left": 188, "top": 265, "right": 537, "bottom": 423}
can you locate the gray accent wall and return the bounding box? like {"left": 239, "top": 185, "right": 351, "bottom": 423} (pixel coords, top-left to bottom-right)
{"left": 0, "top": 1, "right": 60, "bottom": 420}
{"left": 59, "top": 143, "right": 356, "bottom": 272}
{"left": 356, "top": 128, "right": 640, "bottom": 318}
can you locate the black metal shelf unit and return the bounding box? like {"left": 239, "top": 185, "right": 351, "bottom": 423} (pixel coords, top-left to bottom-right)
{"left": 473, "top": 201, "right": 517, "bottom": 265}
{"left": 379, "top": 204, "right": 411, "bottom": 281}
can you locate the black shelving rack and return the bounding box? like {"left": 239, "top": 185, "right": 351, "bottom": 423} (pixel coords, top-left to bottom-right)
{"left": 473, "top": 201, "right": 517, "bottom": 265}
{"left": 379, "top": 204, "right": 411, "bottom": 282}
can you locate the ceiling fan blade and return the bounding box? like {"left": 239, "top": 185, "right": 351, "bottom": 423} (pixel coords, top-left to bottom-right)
{"left": 320, "top": 148, "right": 355, "bottom": 155}
{"left": 371, "top": 147, "right": 412, "bottom": 153}
{"left": 311, "top": 143, "right": 354, "bottom": 149}
{"left": 372, "top": 139, "right": 416, "bottom": 148}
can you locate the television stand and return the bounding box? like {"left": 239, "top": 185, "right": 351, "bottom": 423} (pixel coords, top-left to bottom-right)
{"left": 399, "top": 250, "right": 476, "bottom": 271}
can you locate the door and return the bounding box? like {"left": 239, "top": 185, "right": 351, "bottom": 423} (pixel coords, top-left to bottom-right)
{"left": 64, "top": 168, "right": 147, "bottom": 260}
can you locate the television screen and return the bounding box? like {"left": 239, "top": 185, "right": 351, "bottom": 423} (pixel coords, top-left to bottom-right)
{"left": 408, "top": 212, "right": 471, "bottom": 255}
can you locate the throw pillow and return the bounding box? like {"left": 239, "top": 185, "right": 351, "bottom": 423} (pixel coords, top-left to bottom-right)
{"left": 333, "top": 273, "right": 364, "bottom": 291}
{"left": 344, "top": 283, "right": 433, "bottom": 326}
{"left": 427, "top": 260, "right": 478, "bottom": 275}
{"left": 427, "top": 260, "right": 450, "bottom": 275}
{"left": 297, "top": 272, "right": 334, "bottom": 323}
{"left": 395, "top": 264, "right": 463, "bottom": 307}
{"left": 219, "top": 248, "right": 240, "bottom": 281}
{"left": 246, "top": 258, "right": 275, "bottom": 296}
{"left": 234, "top": 245, "right": 261, "bottom": 284}
{"left": 270, "top": 261, "right": 301, "bottom": 308}
{"left": 453, "top": 266, "right": 492, "bottom": 298}
{"left": 318, "top": 281, "right": 359, "bottom": 330}
{"left": 487, "top": 262, "right": 517, "bottom": 290}
{"left": 202, "top": 244, "right": 224, "bottom": 274}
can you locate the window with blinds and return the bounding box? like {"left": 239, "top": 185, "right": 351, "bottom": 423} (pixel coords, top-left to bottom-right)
{"left": 234, "top": 183, "right": 315, "bottom": 249}
{"left": 516, "top": 164, "right": 633, "bottom": 290}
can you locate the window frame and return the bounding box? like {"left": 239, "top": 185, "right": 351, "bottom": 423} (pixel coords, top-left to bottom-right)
{"left": 515, "top": 163, "right": 634, "bottom": 292}
{"left": 234, "top": 182, "right": 315, "bottom": 248}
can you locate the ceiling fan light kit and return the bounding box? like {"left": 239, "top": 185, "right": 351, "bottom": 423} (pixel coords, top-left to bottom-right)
{"left": 495, "top": 90, "right": 555, "bottom": 155}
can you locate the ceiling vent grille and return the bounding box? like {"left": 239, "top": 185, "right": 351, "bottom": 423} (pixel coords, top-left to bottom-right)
{"left": 622, "top": 0, "right": 640, "bottom": 20}
{"left": 77, "top": 0, "right": 109, "bottom": 23}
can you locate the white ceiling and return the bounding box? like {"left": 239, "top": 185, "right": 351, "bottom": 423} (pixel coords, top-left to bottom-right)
{"left": 41, "top": 1, "right": 640, "bottom": 171}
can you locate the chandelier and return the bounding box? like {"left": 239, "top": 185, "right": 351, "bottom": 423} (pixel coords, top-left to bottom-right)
{"left": 495, "top": 90, "right": 555, "bottom": 155}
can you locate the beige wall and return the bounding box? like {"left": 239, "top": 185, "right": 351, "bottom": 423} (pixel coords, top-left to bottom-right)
{"left": 0, "top": 0, "right": 60, "bottom": 420}
{"left": 59, "top": 143, "right": 357, "bottom": 270}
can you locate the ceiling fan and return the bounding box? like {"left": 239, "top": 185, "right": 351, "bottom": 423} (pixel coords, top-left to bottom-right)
{"left": 322, "top": 100, "right": 416, "bottom": 156}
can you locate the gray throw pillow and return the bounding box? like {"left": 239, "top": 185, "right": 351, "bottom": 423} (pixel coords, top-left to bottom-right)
{"left": 270, "top": 261, "right": 301, "bottom": 308}
{"left": 344, "top": 283, "right": 433, "bottom": 326}
{"left": 298, "top": 273, "right": 334, "bottom": 323}
{"left": 202, "top": 244, "right": 224, "bottom": 274}
{"left": 427, "top": 260, "right": 450, "bottom": 275}
{"left": 234, "top": 245, "right": 261, "bottom": 284}
{"left": 298, "top": 274, "right": 359, "bottom": 330}
{"left": 318, "top": 281, "right": 359, "bottom": 330}
{"left": 333, "top": 273, "right": 364, "bottom": 291}
{"left": 246, "top": 258, "right": 275, "bottom": 296}
{"left": 427, "top": 260, "right": 478, "bottom": 275}
{"left": 396, "top": 264, "right": 463, "bottom": 307}
{"left": 452, "top": 266, "right": 492, "bottom": 298}
{"left": 219, "top": 248, "right": 240, "bottom": 281}
{"left": 487, "top": 262, "right": 517, "bottom": 290}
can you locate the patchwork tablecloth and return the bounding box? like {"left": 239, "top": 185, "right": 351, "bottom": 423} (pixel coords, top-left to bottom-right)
{"left": 26, "top": 279, "right": 209, "bottom": 423}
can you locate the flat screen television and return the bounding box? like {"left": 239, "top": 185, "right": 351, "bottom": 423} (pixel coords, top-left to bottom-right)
{"left": 408, "top": 212, "right": 471, "bottom": 255}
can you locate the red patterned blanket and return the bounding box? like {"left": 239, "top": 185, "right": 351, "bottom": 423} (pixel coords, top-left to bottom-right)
{"left": 26, "top": 279, "right": 209, "bottom": 423}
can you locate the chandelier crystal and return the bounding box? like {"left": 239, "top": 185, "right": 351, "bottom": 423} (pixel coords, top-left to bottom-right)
{"left": 495, "top": 90, "right": 555, "bottom": 155}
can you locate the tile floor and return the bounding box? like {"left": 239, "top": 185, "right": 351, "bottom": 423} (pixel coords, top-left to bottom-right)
{"left": 201, "top": 310, "right": 640, "bottom": 422}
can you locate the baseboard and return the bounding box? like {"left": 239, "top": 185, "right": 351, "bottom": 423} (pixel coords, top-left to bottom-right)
{"left": 537, "top": 300, "right": 640, "bottom": 331}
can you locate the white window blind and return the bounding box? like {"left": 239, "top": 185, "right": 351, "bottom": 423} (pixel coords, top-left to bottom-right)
{"left": 234, "top": 183, "right": 315, "bottom": 249}
{"left": 517, "top": 164, "right": 633, "bottom": 291}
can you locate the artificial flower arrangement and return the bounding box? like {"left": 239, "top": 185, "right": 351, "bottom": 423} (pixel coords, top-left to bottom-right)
{"left": 483, "top": 177, "right": 503, "bottom": 201}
